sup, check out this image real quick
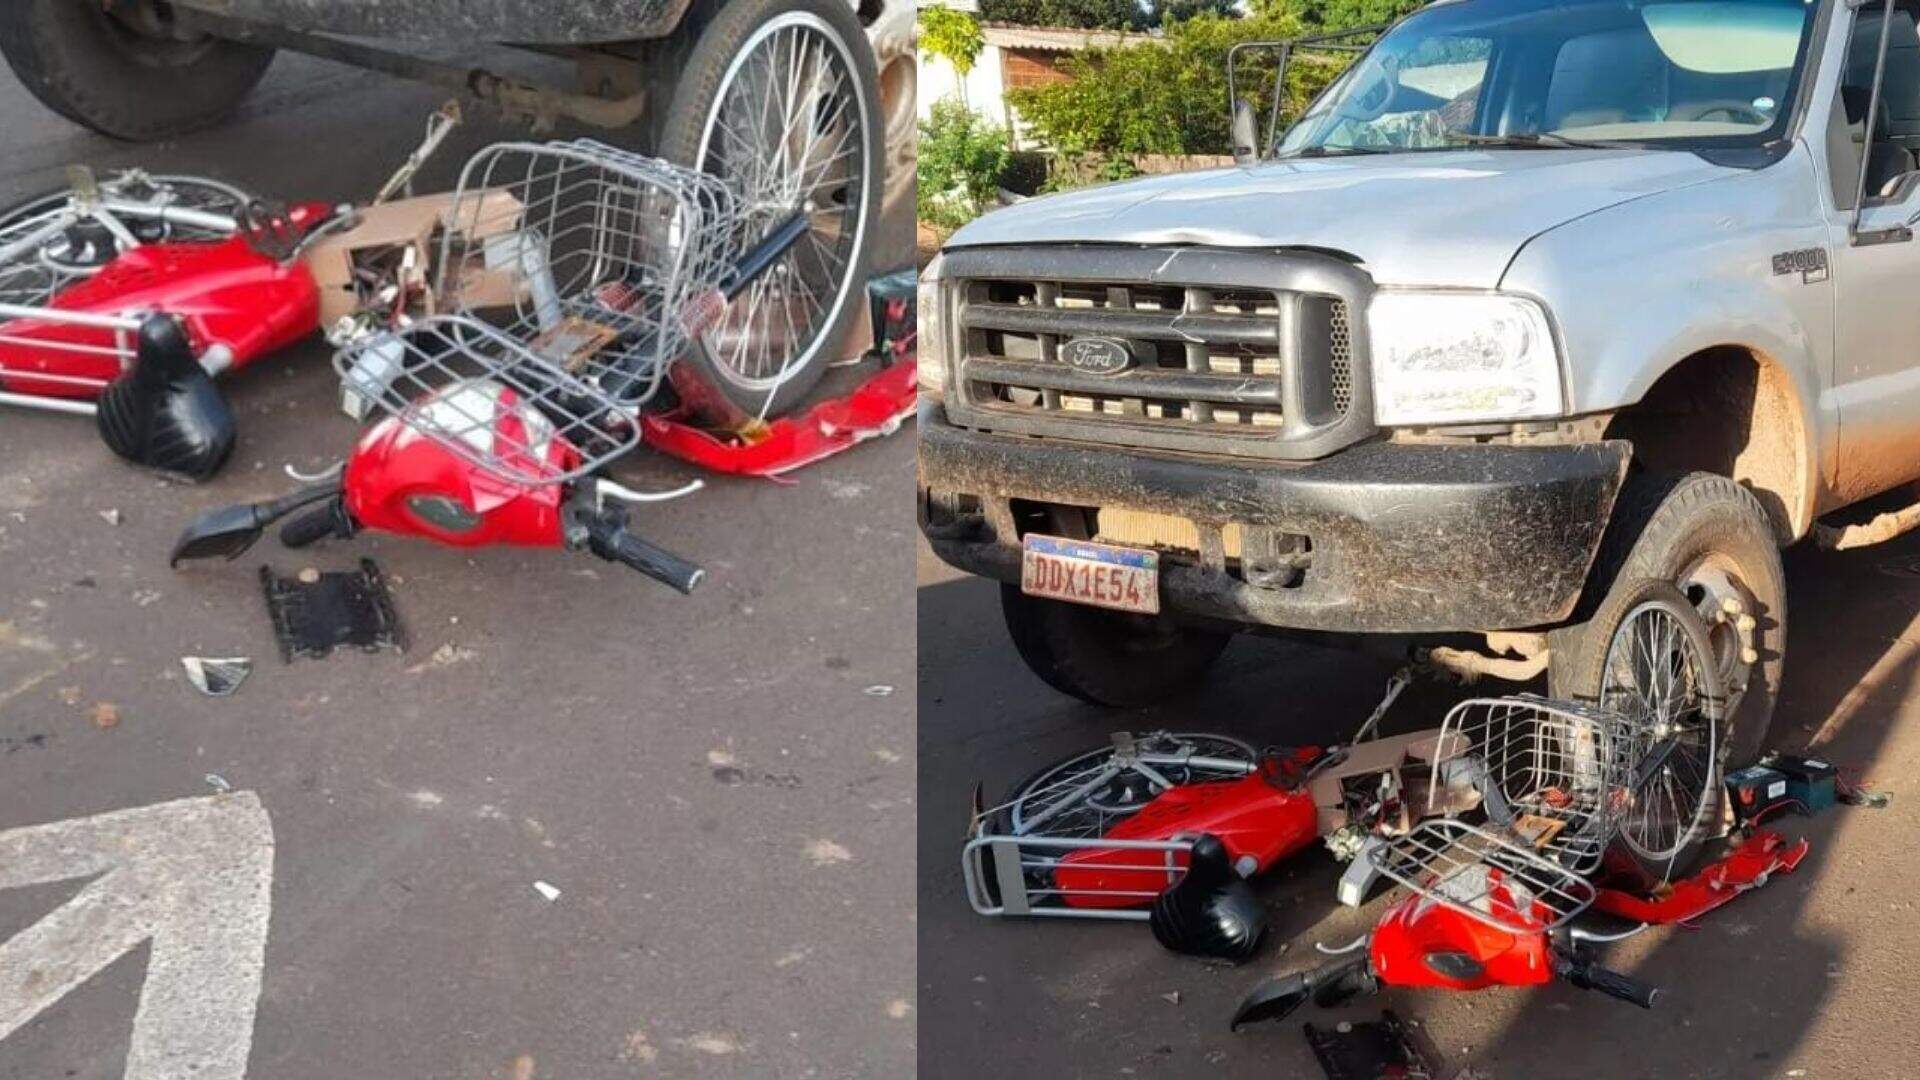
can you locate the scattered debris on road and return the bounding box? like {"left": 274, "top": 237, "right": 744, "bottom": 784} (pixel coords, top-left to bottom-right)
{"left": 182, "top": 656, "right": 253, "bottom": 697}
{"left": 260, "top": 559, "right": 405, "bottom": 662}
{"left": 1303, "top": 1011, "right": 1436, "bottom": 1080}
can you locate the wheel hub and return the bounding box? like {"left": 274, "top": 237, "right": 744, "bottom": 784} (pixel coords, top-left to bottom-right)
{"left": 1681, "top": 559, "right": 1758, "bottom": 715}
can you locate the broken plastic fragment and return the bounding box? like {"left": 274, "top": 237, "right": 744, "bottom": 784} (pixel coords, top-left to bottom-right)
{"left": 532, "top": 880, "right": 562, "bottom": 902}
{"left": 182, "top": 656, "right": 253, "bottom": 697}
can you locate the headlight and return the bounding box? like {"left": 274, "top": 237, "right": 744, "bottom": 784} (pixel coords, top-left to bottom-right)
{"left": 1368, "top": 292, "right": 1563, "bottom": 426}
{"left": 916, "top": 253, "right": 947, "bottom": 399}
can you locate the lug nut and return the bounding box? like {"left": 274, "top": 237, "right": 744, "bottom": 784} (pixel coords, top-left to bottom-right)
{"left": 1741, "top": 646, "right": 1760, "bottom": 665}
{"left": 1735, "top": 614, "right": 1757, "bottom": 633}
{"left": 1722, "top": 596, "right": 1745, "bottom": 615}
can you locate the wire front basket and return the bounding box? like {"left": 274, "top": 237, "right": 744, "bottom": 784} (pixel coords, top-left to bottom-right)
{"left": 1368, "top": 819, "right": 1599, "bottom": 934}
{"left": 339, "top": 316, "right": 641, "bottom": 487}
{"left": 336, "top": 139, "right": 741, "bottom": 486}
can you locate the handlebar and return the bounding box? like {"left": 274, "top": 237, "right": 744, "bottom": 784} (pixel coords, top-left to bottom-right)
{"left": 280, "top": 498, "right": 355, "bottom": 550}
{"left": 1555, "top": 950, "right": 1661, "bottom": 1009}
{"left": 584, "top": 512, "right": 704, "bottom": 594}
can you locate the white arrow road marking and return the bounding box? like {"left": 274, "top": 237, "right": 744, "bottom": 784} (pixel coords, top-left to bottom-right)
{"left": 0, "top": 792, "right": 274, "bottom": 1079}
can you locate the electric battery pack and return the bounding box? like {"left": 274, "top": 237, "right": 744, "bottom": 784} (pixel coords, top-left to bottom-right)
{"left": 1725, "top": 764, "right": 1790, "bottom": 826}
{"left": 1765, "top": 754, "right": 1839, "bottom": 815}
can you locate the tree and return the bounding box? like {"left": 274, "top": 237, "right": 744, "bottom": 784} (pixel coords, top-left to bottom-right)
{"left": 1150, "top": 0, "right": 1239, "bottom": 25}
{"left": 1289, "top": 0, "right": 1424, "bottom": 30}
{"left": 978, "top": 0, "right": 1150, "bottom": 31}
{"left": 919, "top": 6, "right": 987, "bottom": 105}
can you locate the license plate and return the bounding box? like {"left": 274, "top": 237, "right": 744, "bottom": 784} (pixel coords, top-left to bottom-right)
{"left": 1021, "top": 534, "right": 1160, "bottom": 615}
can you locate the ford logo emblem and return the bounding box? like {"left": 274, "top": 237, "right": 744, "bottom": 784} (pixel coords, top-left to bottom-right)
{"left": 1061, "top": 336, "right": 1135, "bottom": 376}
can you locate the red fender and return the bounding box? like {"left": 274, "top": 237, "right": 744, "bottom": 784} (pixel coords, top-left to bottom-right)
{"left": 641, "top": 358, "right": 918, "bottom": 477}
{"left": 1592, "top": 830, "right": 1809, "bottom": 924}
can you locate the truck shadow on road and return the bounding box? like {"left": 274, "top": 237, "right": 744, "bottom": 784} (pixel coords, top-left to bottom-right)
{"left": 919, "top": 530, "right": 1920, "bottom": 1078}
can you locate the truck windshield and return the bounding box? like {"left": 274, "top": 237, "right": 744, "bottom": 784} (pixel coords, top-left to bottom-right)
{"left": 1276, "top": 0, "right": 1820, "bottom": 157}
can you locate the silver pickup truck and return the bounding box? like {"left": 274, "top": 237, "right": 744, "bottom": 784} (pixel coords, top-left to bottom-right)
{"left": 922, "top": 0, "right": 1920, "bottom": 852}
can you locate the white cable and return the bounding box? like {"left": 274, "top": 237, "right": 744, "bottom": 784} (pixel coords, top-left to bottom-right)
{"left": 596, "top": 478, "right": 704, "bottom": 510}
{"left": 1570, "top": 923, "right": 1650, "bottom": 945}
{"left": 1314, "top": 934, "right": 1370, "bottom": 956}
{"left": 285, "top": 461, "right": 344, "bottom": 484}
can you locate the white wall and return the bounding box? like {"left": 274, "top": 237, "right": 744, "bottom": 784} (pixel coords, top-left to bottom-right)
{"left": 917, "top": 46, "right": 1012, "bottom": 129}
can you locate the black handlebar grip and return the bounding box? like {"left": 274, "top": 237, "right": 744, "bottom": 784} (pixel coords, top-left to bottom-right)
{"left": 280, "top": 503, "right": 343, "bottom": 549}
{"left": 613, "top": 532, "right": 704, "bottom": 594}
{"left": 585, "top": 517, "right": 704, "bottom": 594}
{"left": 1560, "top": 954, "right": 1661, "bottom": 1009}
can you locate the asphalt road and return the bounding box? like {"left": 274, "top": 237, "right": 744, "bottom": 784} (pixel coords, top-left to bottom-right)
{"left": 919, "top": 533, "right": 1920, "bottom": 1078}
{"left": 0, "top": 51, "right": 915, "bottom": 1079}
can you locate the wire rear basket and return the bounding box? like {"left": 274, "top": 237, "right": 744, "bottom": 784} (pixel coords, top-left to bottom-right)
{"left": 961, "top": 731, "right": 1259, "bottom": 919}
{"left": 0, "top": 305, "right": 139, "bottom": 400}
{"left": 336, "top": 139, "right": 741, "bottom": 486}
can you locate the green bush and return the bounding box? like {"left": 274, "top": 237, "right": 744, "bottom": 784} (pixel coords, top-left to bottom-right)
{"left": 917, "top": 99, "right": 1014, "bottom": 230}
{"left": 1002, "top": 0, "right": 1413, "bottom": 161}
{"left": 1006, "top": 9, "right": 1351, "bottom": 159}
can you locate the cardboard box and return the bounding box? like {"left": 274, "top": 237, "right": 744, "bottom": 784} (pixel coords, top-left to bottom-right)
{"left": 300, "top": 189, "right": 525, "bottom": 325}
{"left": 1307, "top": 727, "right": 1467, "bottom": 835}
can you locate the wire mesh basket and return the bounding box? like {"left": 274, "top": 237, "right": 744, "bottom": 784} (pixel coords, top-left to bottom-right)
{"left": 1361, "top": 696, "right": 1637, "bottom": 934}
{"left": 1367, "top": 818, "right": 1599, "bottom": 934}
{"left": 962, "top": 731, "right": 1259, "bottom": 919}
{"left": 1428, "top": 696, "right": 1635, "bottom": 874}
{"left": 436, "top": 139, "right": 738, "bottom": 404}
{"left": 335, "top": 139, "right": 741, "bottom": 486}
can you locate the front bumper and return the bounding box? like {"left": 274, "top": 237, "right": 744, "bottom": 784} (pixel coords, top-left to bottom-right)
{"left": 919, "top": 404, "right": 1631, "bottom": 634}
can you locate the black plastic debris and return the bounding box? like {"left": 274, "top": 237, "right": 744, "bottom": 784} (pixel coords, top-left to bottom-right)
{"left": 260, "top": 558, "right": 405, "bottom": 662}
{"left": 1303, "top": 1011, "right": 1437, "bottom": 1080}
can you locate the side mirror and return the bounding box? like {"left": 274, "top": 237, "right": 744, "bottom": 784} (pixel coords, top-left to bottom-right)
{"left": 1231, "top": 97, "right": 1261, "bottom": 165}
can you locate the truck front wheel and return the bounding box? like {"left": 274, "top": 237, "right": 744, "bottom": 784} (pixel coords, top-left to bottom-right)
{"left": 0, "top": 0, "right": 275, "bottom": 141}
{"left": 1550, "top": 472, "right": 1787, "bottom": 837}
{"left": 1001, "top": 586, "right": 1231, "bottom": 708}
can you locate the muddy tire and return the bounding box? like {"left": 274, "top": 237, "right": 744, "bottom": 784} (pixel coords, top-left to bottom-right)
{"left": 0, "top": 0, "right": 274, "bottom": 140}
{"left": 1552, "top": 471, "right": 1785, "bottom": 773}
{"left": 656, "top": 0, "right": 883, "bottom": 417}
{"left": 1558, "top": 577, "right": 1727, "bottom": 879}
{"left": 1000, "top": 585, "right": 1231, "bottom": 708}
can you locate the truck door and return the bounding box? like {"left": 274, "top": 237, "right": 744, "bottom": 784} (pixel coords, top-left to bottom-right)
{"left": 1826, "top": 1, "right": 1920, "bottom": 501}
